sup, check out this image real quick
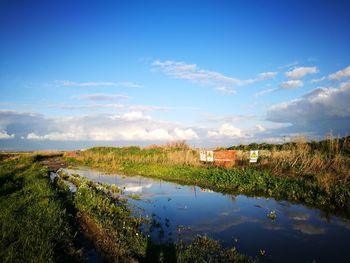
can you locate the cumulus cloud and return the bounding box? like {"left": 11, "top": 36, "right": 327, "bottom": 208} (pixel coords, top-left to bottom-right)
{"left": 266, "top": 82, "right": 350, "bottom": 136}
{"left": 73, "top": 93, "right": 131, "bottom": 101}
{"left": 208, "top": 123, "right": 244, "bottom": 138}
{"left": 279, "top": 80, "right": 304, "bottom": 89}
{"left": 0, "top": 130, "right": 15, "bottom": 139}
{"left": 114, "top": 111, "right": 152, "bottom": 121}
{"left": 285, "top": 66, "right": 319, "bottom": 78}
{"left": 174, "top": 128, "right": 199, "bottom": 140}
{"left": 328, "top": 65, "right": 350, "bottom": 81}
{"left": 152, "top": 60, "right": 276, "bottom": 87}
{"left": 0, "top": 110, "right": 199, "bottom": 143}
{"left": 59, "top": 81, "right": 142, "bottom": 88}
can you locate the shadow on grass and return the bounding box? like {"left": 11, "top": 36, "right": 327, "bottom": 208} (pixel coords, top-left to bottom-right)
{"left": 142, "top": 240, "right": 177, "bottom": 263}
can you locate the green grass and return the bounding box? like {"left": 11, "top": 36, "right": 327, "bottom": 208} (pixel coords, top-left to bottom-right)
{"left": 55, "top": 171, "right": 147, "bottom": 261}
{"left": 0, "top": 156, "right": 81, "bottom": 263}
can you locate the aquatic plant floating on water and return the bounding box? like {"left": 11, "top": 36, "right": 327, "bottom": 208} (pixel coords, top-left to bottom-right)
{"left": 267, "top": 210, "right": 277, "bottom": 220}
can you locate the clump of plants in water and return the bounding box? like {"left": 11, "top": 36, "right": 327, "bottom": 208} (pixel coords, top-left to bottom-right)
{"left": 267, "top": 211, "right": 277, "bottom": 220}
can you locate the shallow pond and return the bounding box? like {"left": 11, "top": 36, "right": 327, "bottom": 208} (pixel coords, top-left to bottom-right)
{"left": 62, "top": 167, "right": 350, "bottom": 262}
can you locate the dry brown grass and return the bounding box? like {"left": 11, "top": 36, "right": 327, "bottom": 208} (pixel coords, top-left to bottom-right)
{"left": 68, "top": 136, "right": 350, "bottom": 186}
{"left": 235, "top": 136, "right": 350, "bottom": 183}
{"left": 70, "top": 147, "right": 202, "bottom": 168}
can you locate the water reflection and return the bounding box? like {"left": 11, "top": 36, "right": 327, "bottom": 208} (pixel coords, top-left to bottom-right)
{"left": 62, "top": 167, "right": 350, "bottom": 263}
{"left": 284, "top": 210, "right": 310, "bottom": 221}
{"left": 336, "top": 218, "right": 350, "bottom": 230}
{"left": 122, "top": 183, "right": 153, "bottom": 193}
{"left": 293, "top": 223, "right": 326, "bottom": 235}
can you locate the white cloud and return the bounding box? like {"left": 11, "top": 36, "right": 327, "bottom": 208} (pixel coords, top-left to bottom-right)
{"left": 203, "top": 113, "right": 256, "bottom": 123}
{"left": 254, "top": 87, "right": 278, "bottom": 97}
{"left": 279, "top": 80, "right": 304, "bottom": 89}
{"left": 116, "top": 128, "right": 173, "bottom": 141}
{"left": 152, "top": 60, "right": 276, "bottom": 88}
{"left": 128, "top": 105, "right": 169, "bottom": 112}
{"left": 58, "top": 103, "right": 125, "bottom": 110}
{"left": 117, "top": 111, "right": 152, "bottom": 121}
{"left": 310, "top": 76, "right": 326, "bottom": 83}
{"left": 56, "top": 103, "right": 168, "bottom": 112}
{"left": 0, "top": 110, "right": 199, "bottom": 143}
{"left": 285, "top": 67, "right": 319, "bottom": 78}
{"left": 266, "top": 82, "right": 350, "bottom": 135}
{"left": 73, "top": 93, "right": 131, "bottom": 101}
{"left": 0, "top": 130, "right": 15, "bottom": 139}
{"left": 328, "top": 65, "right": 350, "bottom": 81}
{"left": 25, "top": 127, "right": 199, "bottom": 142}
{"left": 255, "top": 124, "right": 266, "bottom": 132}
{"left": 257, "top": 72, "right": 278, "bottom": 80}
{"left": 208, "top": 123, "right": 243, "bottom": 138}
{"left": 215, "top": 86, "right": 236, "bottom": 95}
{"left": 174, "top": 128, "right": 199, "bottom": 140}
{"left": 279, "top": 61, "right": 299, "bottom": 69}
{"left": 27, "top": 132, "right": 82, "bottom": 141}
{"left": 115, "top": 82, "right": 143, "bottom": 88}
{"left": 59, "top": 81, "right": 142, "bottom": 88}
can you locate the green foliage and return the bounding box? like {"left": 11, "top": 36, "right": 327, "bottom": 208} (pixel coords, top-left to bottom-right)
{"left": 176, "top": 235, "right": 255, "bottom": 263}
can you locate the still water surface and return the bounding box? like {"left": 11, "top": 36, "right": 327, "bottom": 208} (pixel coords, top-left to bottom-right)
{"left": 62, "top": 167, "right": 350, "bottom": 263}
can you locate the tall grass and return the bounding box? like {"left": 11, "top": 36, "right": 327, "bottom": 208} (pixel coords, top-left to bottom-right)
{"left": 234, "top": 136, "right": 350, "bottom": 185}
{"left": 69, "top": 145, "right": 201, "bottom": 168}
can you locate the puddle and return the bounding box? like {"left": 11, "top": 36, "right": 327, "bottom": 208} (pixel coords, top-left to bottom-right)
{"left": 61, "top": 167, "right": 350, "bottom": 263}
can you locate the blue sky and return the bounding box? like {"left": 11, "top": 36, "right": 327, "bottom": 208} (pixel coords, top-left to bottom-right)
{"left": 1, "top": 0, "right": 350, "bottom": 150}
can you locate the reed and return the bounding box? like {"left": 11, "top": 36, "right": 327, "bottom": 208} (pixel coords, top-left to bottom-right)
{"left": 67, "top": 145, "right": 202, "bottom": 168}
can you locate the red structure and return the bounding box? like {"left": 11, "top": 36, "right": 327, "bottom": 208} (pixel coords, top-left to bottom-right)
{"left": 65, "top": 151, "right": 79, "bottom": 157}
{"left": 213, "top": 150, "right": 236, "bottom": 168}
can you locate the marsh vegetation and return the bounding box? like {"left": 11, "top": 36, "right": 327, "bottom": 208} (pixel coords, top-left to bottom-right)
{"left": 65, "top": 136, "right": 350, "bottom": 217}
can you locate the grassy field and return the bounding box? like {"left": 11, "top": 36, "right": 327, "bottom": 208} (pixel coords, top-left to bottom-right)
{"left": 0, "top": 155, "right": 82, "bottom": 262}
{"left": 65, "top": 137, "right": 350, "bottom": 217}
{"left": 0, "top": 154, "right": 254, "bottom": 263}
